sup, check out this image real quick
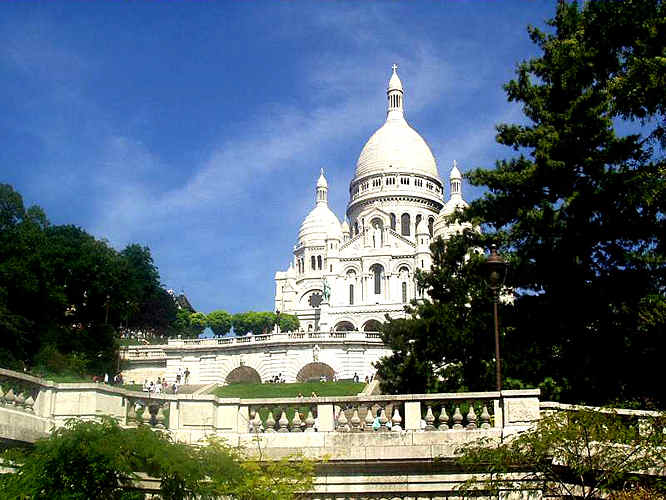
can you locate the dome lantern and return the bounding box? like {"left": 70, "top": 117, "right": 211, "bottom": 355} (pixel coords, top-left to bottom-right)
{"left": 387, "top": 64, "right": 404, "bottom": 120}
{"left": 450, "top": 160, "right": 462, "bottom": 198}
{"left": 316, "top": 168, "right": 328, "bottom": 205}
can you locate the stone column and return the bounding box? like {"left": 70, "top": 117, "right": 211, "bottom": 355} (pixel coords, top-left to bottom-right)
{"left": 404, "top": 401, "right": 421, "bottom": 431}
{"left": 317, "top": 403, "right": 335, "bottom": 432}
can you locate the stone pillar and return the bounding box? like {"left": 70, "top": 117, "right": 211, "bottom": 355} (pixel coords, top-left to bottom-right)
{"left": 404, "top": 401, "right": 421, "bottom": 431}
{"left": 238, "top": 405, "right": 250, "bottom": 433}
{"left": 501, "top": 389, "right": 540, "bottom": 435}
{"left": 168, "top": 400, "right": 180, "bottom": 431}
{"left": 317, "top": 403, "right": 335, "bottom": 432}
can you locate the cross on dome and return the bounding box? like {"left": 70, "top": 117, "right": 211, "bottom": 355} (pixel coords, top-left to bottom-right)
{"left": 392, "top": 63, "right": 398, "bottom": 72}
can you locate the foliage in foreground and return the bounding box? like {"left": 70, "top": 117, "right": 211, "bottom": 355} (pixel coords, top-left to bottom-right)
{"left": 456, "top": 409, "right": 666, "bottom": 499}
{"left": 0, "top": 417, "right": 314, "bottom": 500}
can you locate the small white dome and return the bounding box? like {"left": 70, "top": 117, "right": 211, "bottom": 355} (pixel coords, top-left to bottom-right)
{"left": 298, "top": 205, "right": 342, "bottom": 245}
{"left": 341, "top": 218, "right": 350, "bottom": 233}
{"left": 450, "top": 161, "right": 462, "bottom": 180}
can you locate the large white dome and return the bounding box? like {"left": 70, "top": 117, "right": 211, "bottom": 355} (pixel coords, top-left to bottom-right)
{"left": 298, "top": 205, "right": 342, "bottom": 245}
{"left": 355, "top": 115, "right": 439, "bottom": 179}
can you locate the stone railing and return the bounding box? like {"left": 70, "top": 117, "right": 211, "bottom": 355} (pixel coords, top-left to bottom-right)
{"left": 0, "top": 370, "right": 43, "bottom": 414}
{"left": 120, "top": 330, "right": 385, "bottom": 360}
{"left": 244, "top": 392, "right": 505, "bottom": 434}
{"left": 541, "top": 401, "right": 666, "bottom": 437}
{"left": 171, "top": 330, "right": 383, "bottom": 345}
{"left": 0, "top": 367, "right": 539, "bottom": 449}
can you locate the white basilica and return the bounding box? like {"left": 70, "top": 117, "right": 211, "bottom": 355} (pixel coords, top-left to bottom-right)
{"left": 274, "top": 66, "right": 469, "bottom": 333}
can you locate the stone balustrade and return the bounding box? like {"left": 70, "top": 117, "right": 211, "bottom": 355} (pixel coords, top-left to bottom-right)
{"left": 120, "top": 330, "right": 385, "bottom": 362}
{"left": 0, "top": 367, "right": 541, "bottom": 449}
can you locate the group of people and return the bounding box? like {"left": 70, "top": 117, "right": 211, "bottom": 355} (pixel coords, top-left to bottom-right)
{"left": 94, "top": 372, "right": 124, "bottom": 385}
{"left": 142, "top": 367, "right": 191, "bottom": 395}
{"left": 267, "top": 373, "right": 286, "bottom": 384}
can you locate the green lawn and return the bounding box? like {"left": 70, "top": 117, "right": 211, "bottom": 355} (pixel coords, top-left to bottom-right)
{"left": 211, "top": 381, "right": 365, "bottom": 399}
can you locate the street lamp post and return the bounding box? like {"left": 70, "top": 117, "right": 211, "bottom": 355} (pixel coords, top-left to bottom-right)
{"left": 275, "top": 309, "right": 281, "bottom": 334}
{"left": 484, "top": 244, "right": 507, "bottom": 392}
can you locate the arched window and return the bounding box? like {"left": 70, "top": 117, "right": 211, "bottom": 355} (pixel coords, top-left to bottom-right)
{"left": 401, "top": 213, "right": 411, "bottom": 236}
{"left": 354, "top": 222, "right": 359, "bottom": 235}
{"left": 402, "top": 282, "right": 407, "bottom": 303}
{"left": 317, "top": 255, "right": 322, "bottom": 270}
{"left": 416, "top": 214, "right": 422, "bottom": 231}
{"left": 349, "top": 284, "right": 354, "bottom": 305}
{"left": 428, "top": 217, "right": 434, "bottom": 237}
{"left": 311, "top": 256, "right": 316, "bottom": 270}
{"left": 370, "top": 264, "right": 384, "bottom": 295}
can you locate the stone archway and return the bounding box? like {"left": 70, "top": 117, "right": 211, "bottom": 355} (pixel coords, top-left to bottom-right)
{"left": 296, "top": 362, "right": 335, "bottom": 383}
{"left": 334, "top": 321, "right": 355, "bottom": 332}
{"left": 225, "top": 366, "right": 261, "bottom": 385}
{"left": 363, "top": 319, "right": 382, "bottom": 332}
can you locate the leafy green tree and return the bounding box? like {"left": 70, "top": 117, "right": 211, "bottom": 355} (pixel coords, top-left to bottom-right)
{"left": 0, "top": 184, "right": 180, "bottom": 374}
{"left": 189, "top": 312, "right": 207, "bottom": 336}
{"left": 207, "top": 309, "right": 232, "bottom": 336}
{"left": 457, "top": 409, "right": 666, "bottom": 499}
{"left": 374, "top": 233, "right": 498, "bottom": 394}
{"left": 232, "top": 311, "right": 251, "bottom": 336}
{"left": 172, "top": 309, "right": 205, "bottom": 338}
{"left": 455, "top": 0, "right": 665, "bottom": 406}
{"left": 232, "top": 311, "right": 277, "bottom": 336}
{"left": 278, "top": 313, "right": 300, "bottom": 333}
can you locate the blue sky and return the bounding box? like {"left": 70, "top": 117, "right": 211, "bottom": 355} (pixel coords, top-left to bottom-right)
{"left": 1, "top": 1, "right": 556, "bottom": 314}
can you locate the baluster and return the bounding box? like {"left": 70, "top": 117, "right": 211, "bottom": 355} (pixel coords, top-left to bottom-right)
{"left": 452, "top": 406, "right": 464, "bottom": 429}
{"left": 265, "top": 410, "right": 277, "bottom": 432}
{"left": 378, "top": 408, "right": 389, "bottom": 432}
{"left": 248, "top": 409, "right": 257, "bottom": 432}
{"left": 337, "top": 408, "right": 349, "bottom": 432}
{"left": 291, "top": 409, "right": 303, "bottom": 432}
{"left": 24, "top": 394, "right": 35, "bottom": 413}
{"left": 252, "top": 409, "right": 263, "bottom": 433}
{"left": 438, "top": 406, "right": 449, "bottom": 431}
{"left": 15, "top": 391, "right": 26, "bottom": 410}
{"left": 391, "top": 407, "right": 402, "bottom": 432}
{"left": 364, "top": 406, "right": 375, "bottom": 432}
{"left": 0, "top": 386, "right": 5, "bottom": 406}
{"left": 127, "top": 400, "right": 137, "bottom": 423}
{"left": 350, "top": 409, "right": 361, "bottom": 432}
{"left": 156, "top": 406, "right": 166, "bottom": 428}
{"left": 5, "top": 388, "right": 16, "bottom": 406}
{"left": 424, "top": 406, "right": 436, "bottom": 431}
{"left": 466, "top": 404, "right": 477, "bottom": 430}
{"left": 480, "top": 405, "right": 491, "bottom": 429}
{"left": 305, "top": 410, "right": 316, "bottom": 432}
{"left": 142, "top": 405, "right": 152, "bottom": 426}
{"left": 278, "top": 410, "right": 290, "bottom": 432}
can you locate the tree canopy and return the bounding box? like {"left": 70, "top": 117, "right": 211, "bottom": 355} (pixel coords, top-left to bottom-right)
{"left": 376, "top": 0, "right": 665, "bottom": 407}
{"left": 0, "top": 184, "right": 180, "bottom": 376}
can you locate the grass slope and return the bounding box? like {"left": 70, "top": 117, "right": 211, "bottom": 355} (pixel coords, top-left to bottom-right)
{"left": 212, "top": 381, "right": 365, "bottom": 399}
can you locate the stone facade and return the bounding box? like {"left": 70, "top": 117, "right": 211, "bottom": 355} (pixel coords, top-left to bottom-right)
{"left": 121, "top": 332, "right": 392, "bottom": 385}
